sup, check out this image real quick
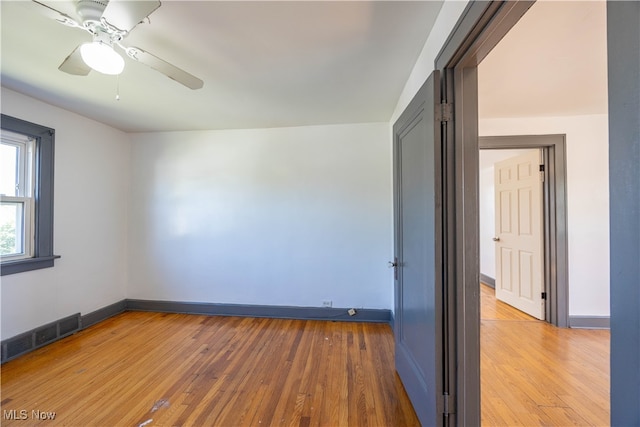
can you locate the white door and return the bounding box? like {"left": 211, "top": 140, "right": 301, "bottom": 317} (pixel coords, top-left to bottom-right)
{"left": 494, "top": 150, "right": 544, "bottom": 319}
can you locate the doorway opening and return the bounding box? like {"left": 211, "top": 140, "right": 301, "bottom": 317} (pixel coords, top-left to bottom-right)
{"left": 473, "top": 0, "right": 608, "bottom": 424}
{"left": 478, "top": 135, "right": 569, "bottom": 327}
{"left": 433, "top": 0, "right": 611, "bottom": 423}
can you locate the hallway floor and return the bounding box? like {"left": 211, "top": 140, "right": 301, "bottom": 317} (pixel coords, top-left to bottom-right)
{"left": 481, "top": 283, "right": 610, "bottom": 426}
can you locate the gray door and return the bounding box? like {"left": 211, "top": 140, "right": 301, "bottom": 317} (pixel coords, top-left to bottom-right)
{"left": 393, "top": 70, "right": 444, "bottom": 426}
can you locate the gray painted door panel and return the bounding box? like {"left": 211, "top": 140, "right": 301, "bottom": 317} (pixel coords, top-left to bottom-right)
{"left": 393, "top": 71, "right": 442, "bottom": 427}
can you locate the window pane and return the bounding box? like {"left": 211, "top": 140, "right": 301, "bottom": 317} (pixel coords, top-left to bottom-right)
{"left": 0, "top": 202, "right": 24, "bottom": 256}
{"left": 0, "top": 143, "right": 18, "bottom": 196}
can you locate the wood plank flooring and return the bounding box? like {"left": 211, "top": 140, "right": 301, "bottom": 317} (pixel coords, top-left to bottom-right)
{"left": 1, "top": 288, "right": 611, "bottom": 427}
{"left": 1, "top": 313, "right": 419, "bottom": 427}
{"left": 481, "top": 283, "right": 610, "bottom": 426}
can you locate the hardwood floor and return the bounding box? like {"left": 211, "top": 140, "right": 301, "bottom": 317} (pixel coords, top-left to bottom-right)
{"left": 1, "top": 313, "right": 419, "bottom": 427}
{"left": 1, "top": 289, "right": 611, "bottom": 427}
{"left": 481, "top": 283, "right": 610, "bottom": 426}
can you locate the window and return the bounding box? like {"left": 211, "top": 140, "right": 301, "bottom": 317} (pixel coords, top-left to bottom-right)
{"left": 1, "top": 114, "right": 58, "bottom": 275}
{"left": 1, "top": 130, "right": 35, "bottom": 260}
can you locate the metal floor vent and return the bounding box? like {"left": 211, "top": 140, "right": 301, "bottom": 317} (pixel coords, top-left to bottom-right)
{"left": 1, "top": 313, "right": 81, "bottom": 363}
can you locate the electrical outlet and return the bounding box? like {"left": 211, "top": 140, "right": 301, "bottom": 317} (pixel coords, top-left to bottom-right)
{"left": 322, "top": 300, "right": 332, "bottom": 308}
{"left": 348, "top": 308, "right": 357, "bottom": 316}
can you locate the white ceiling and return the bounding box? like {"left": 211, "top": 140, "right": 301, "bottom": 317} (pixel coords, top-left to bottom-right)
{"left": 478, "top": 0, "right": 608, "bottom": 119}
{"left": 1, "top": 0, "right": 443, "bottom": 132}
{"left": 1, "top": 1, "right": 608, "bottom": 133}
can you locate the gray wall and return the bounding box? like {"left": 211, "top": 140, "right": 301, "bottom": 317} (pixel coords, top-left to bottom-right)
{"left": 608, "top": 1, "right": 640, "bottom": 425}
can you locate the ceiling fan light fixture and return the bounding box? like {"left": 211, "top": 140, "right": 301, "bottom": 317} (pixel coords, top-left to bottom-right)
{"left": 80, "top": 41, "right": 124, "bottom": 75}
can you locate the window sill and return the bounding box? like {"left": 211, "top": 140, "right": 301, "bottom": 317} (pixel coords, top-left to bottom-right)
{"left": 1, "top": 255, "right": 61, "bottom": 276}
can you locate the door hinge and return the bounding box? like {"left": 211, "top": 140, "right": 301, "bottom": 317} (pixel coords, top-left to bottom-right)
{"left": 436, "top": 103, "right": 453, "bottom": 122}
{"left": 539, "top": 164, "right": 545, "bottom": 182}
{"left": 541, "top": 292, "right": 547, "bottom": 300}
{"left": 539, "top": 164, "right": 545, "bottom": 172}
{"left": 442, "top": 392, "right": 455, "bottom": 415}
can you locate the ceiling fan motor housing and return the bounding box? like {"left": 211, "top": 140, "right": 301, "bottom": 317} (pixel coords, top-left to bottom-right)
{"left": 76, "top": 0, "right": 108, "bottom": 24}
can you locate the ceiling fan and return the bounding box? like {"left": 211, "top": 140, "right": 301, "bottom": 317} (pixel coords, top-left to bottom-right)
{"left": 31, "top": 0, "right": 204, "bottom": 90}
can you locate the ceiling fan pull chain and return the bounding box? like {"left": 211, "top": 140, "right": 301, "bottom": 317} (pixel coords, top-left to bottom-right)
{"left": 116, "top": 74, "right": 120, "bottom": 101}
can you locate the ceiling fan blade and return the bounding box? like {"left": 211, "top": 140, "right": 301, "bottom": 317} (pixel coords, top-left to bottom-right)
{"left": 101, "top": 0, "right": 161, "bottom": 33}
{"left": 31, "top": 0, "right": 81, "bottom": 28}
{"left": 59, "top": 45, "right": 91, "bottom": 76}
{"left": 125, "top": 47, "right": 204, "bottom": 90}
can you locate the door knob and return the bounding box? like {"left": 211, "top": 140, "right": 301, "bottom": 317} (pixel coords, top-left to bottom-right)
{"left": 389, "top": 259, "right": 399, "bottom": 280}
{"left": 492, "top": 237, "right": 500, "bottom": 242}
